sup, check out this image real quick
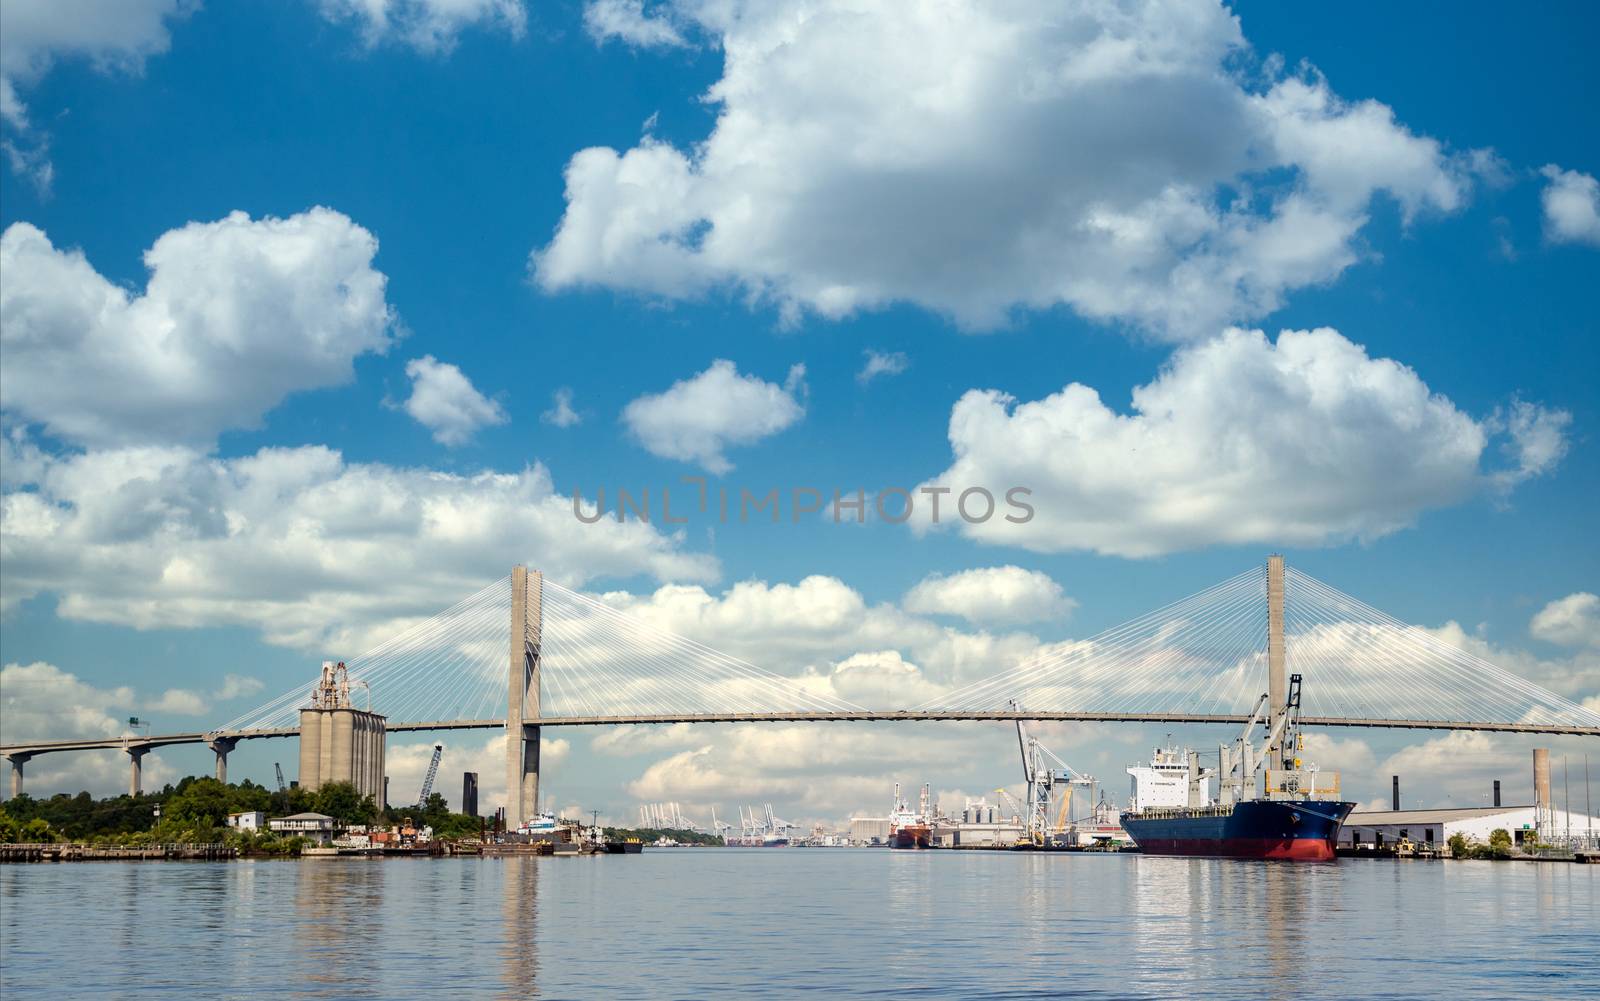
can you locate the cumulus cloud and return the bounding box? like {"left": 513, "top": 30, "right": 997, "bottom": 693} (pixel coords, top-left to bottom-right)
{"left": 1531, "top": 593, "right": 1600, "bottom": 650}
{"left": 217, "top": 675, "right": 265, "bottom": 701}
{"left": 537, "top": 0, "right": 1482, "bottom": 338}
{"left": 1487, "top": 399, "right": 1572, "bottom": 489}
{"left": 591, "top": 574, "right": 1047, "bottom": 697}
{"left": 1539, "top": 165, "right": 1600, "bottom": 247}
{"left": 856, "top": 349, "right": 909, "bottom": 386}
{"left": 0, "top": 661, "right": 180, "bottom": 797}
{"left": 0, "top": 210, "right": 395, "bottom": 447}
{"left": 541, "top": 387, "right": 582, "bottom": 428}
{"left": 146, "top": 688, "right": 207, "bottom": 715}
{"left": 914, "top": 326, "right": 1569, "bottom": 557}
{"left": 0, "top": 440, "right": 718, "bottom": 652}
{"left": 317, "top": 0, "right": 526, "bottom": 53}
{"left": 0, "top": 0, "right": 188, "bottom": 191}
{"left": 400, "top": 355, "right": 508, "bottom": 445}
{"left": 903, "top": 566, "right": 1074, "bottom": 625}
{"left": 621, "top": 359, "right": 806, "bottom": 473}
{"left": 583, "top": 0, "right": 686, "bottom": 48}
{"left": 384, "top": 732, "right": 568, "bottom": 813}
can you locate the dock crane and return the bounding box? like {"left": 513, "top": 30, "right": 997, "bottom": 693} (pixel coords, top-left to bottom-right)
{"left": 711, "top": 806, "right": 733, "bottom": 843}
{"left": 1010, "top": 701, "right": 1098, "bottom": 847}
{"left": 274, "top": 762, "right": 289, "bottom": 812}
{"left": 417, "top": 743, "right": 443, "bottom": 804}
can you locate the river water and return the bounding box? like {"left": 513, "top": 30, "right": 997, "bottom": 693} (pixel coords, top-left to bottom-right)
{"left": 2, "top": 850, "right": 1596, "bottom": 999}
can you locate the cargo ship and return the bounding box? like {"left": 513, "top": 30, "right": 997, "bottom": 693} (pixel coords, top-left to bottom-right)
{"left": 1120, "top": 675, "right": 1354, "bottom": 861}
{"left": 888, "top": 782, "right": 933, "bottom": 850}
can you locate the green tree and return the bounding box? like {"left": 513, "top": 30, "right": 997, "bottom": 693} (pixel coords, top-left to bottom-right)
{"left": 1448, "top": 832, "right": 1470, "bottom": 858}
{"left": 165, "top": 777, "right": 234, "bottom": 830}
{"left": 311, "top": 782, "right": 376, "bottom": 824}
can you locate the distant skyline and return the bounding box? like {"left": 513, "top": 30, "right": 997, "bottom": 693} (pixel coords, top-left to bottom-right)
{"left": 1, "top": 0, "right": 1597, "bottom": 825}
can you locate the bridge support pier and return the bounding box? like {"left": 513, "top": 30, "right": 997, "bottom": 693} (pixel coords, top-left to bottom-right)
{"left": 506, "top": 566, "right": 543, "bottom": 828}
{"left": 127, "top": 746, "right": 147, "bottom": 797}
{"left": 6, "top": 754, "right": 30, "bottom": 799}
{"left": 208, "top": 736, "right": 239, "bottom": 783}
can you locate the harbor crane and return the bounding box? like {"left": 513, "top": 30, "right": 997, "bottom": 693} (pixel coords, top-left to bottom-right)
{"left": 1010, "top": 701, "right": 1098, "bottom": 847}
{"left": 711, "top": 806, "right": 733, "bottom": 842}
{"left": 417, "top": 743, "right": 443, "bottom": 804}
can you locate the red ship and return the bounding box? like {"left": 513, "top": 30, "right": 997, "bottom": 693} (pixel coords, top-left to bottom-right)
{"left": 888, "top": 782, "right": 933, "bottom": 849}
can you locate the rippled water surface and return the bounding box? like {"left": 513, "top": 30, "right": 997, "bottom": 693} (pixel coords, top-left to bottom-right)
{"left": 2, "top": 851, "right": 1597, "bottom": 999}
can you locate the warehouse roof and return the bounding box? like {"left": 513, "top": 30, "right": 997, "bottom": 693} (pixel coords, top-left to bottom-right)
{"left": 1346, "top": 806, "right": 1532, "bottom": 825}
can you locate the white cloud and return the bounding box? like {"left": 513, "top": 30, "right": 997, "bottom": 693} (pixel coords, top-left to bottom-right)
{"left": 0, "top": 210, "right": 395, "bottom": 447}
{"left": 147, "top": 688, "right": 207, "bottom": 715}
{"left": 0, "top": 440, "right": 718, "bottom": 652}
{"left": 592, "top": 574, "right": 1046, "bottom": 695}
{"left": 400, "top": 355, "right": 508, "bottom": 446}
{"left": 592, "top": 723, "right": 704, "bottom": 756}
{"left": 384, "top": 733, "right": 569, "bottom": 813}
{"left": 1488, "top": 399, "right": 1572, "bottom": 489}
{"left": 856, "top": 349, "right": 909, "bottom": 386}
{"left": 903, "top": 566, "right": 1074, "bottom": 625}
{"left": 0, "top": 0, "right": 188, "bottom": 191}
{"left": 216, "top": 674, "right": 265, "bottom": 701}
{"left": 1421, "top": 620, "right": 1600, "bottom": 705}
{"left": 541, "top": 387, "right": 582, "bottom": 428}
{"left": 538, "top": 0, "right": 1480, "bottom": 338}
{"left": 1531, "top": 593, "right": 1600, "bottom": 650}
{"left": 621, "top": 359, "right": 806, "bottom": 473}
{"left": 1539, "top": 164, "right": 1600, "bottom": 247}
{"left": 0, "top": 661, "right": 133, "bottom": 742}
{"left": 583, "top": 0, "right": 686, "bottom": 48}
{"left": 915, "top": 326, "right": 1569, "bottom": 557}
{"left": 316, "top": 0, "right": 526, "bottom": 53}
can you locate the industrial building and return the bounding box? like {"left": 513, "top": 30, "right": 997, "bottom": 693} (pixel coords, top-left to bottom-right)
{"left": 1341, "top": 805, "right": 1597, "bottom": 849}
{"left": 297, "top": 661, "right": 386, "bottom": 802}
{"left": 849, "top": 816, "right": 890, "bottom": 845}
{"left": 1347, "top": 749, "right": 1598, "bottom": 849}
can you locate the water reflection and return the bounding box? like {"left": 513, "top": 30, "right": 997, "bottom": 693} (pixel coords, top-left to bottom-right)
{"left": 292, "top": 859, "right": 390, "bottom": 996}
{"left": 499, "top": 858, "right": 540, "bottom": 998}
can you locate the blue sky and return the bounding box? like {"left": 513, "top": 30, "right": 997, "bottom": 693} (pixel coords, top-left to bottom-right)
{"left": 1, "top": 0, "right": 1597, "bottom": 822}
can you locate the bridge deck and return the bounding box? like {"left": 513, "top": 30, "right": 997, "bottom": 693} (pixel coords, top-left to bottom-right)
{"left": 4, "top": 712, "right": 1595, "bottom": 757}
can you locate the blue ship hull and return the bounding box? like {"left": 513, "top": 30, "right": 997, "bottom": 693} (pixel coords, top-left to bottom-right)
{"left": 1120, "top": 800, "right": 1354, "bottom": 860}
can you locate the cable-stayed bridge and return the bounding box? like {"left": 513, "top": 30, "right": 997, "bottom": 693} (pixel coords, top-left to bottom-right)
{"left": 5, "top": 558, "right": 1596, "bottom": 822}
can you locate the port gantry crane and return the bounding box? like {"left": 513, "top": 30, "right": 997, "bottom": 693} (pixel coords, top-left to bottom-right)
{"left": 1010, "top": 701, "right": 1098, "bottom": 847}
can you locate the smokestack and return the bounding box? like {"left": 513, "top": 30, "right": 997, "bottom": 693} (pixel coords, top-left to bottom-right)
{"left": 1392, "top": 775, "right": 1400, "bottom": 811}
{"left": 1534, "top": 748, "right": 1551, "bottom": 831}
{"left": 1493, "top": 780, "right": 1501, "bottom": 808}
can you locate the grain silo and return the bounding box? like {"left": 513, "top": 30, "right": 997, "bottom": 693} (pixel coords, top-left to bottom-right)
{"left": 298, "top": 661, "right": 386, "bottom": 802}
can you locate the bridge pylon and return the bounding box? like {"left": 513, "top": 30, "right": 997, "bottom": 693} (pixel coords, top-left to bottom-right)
{"left": 1266, "top": 554, "right": 1288, "bottom": 763}
{"left": 506, "top": 566, "right": 543, "bottom": 829}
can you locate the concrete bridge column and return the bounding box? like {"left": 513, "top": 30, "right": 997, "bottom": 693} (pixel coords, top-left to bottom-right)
{"left": 208, "top": 736, "right": 239, "bottom": 783}
{"left": 127, "top": 747, "right": 147, "bottom": 797}
{"left": 6, "top": 754, "right": 30, "bottom": 799}
{"left": 506, "top": 566, "right": 543, "bottom": 828}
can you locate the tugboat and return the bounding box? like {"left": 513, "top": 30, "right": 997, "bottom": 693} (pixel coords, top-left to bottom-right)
{"left": 888, "top": 782, "right": 933, "bottom": 849}
{"left": 1120, "top": 674, "right": 1354, "bottom": 860}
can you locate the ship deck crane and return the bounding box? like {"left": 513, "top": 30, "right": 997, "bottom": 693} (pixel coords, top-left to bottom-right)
{"left": 1217, "top": 674, "right": 1306, "bottom": 805}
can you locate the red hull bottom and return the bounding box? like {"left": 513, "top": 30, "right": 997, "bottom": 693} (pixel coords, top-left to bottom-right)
{"left": 1134, "top": 837, "right": 1335, "bottom": 860}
